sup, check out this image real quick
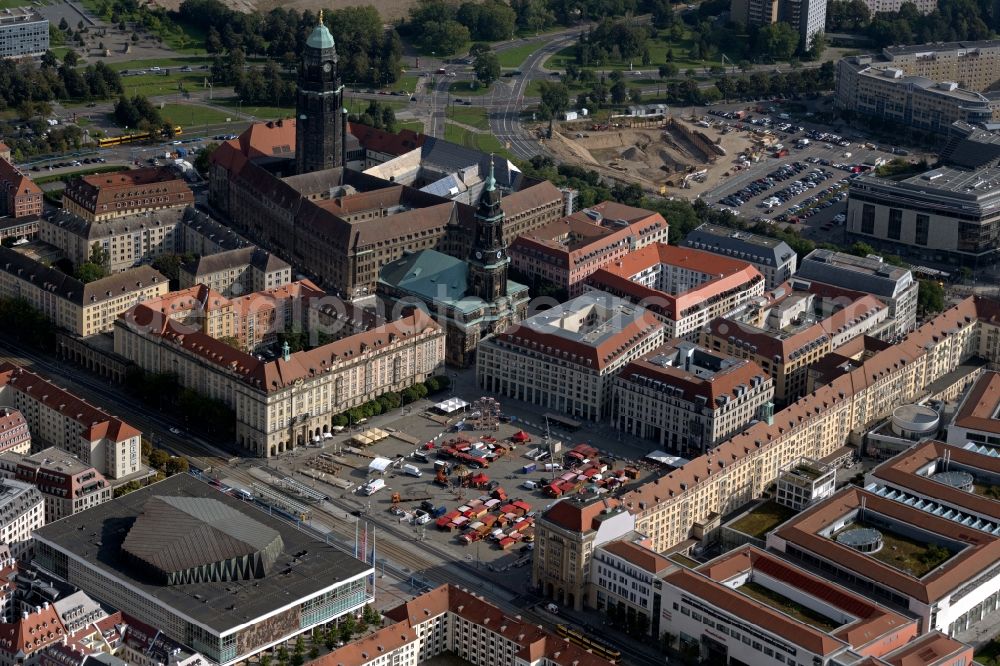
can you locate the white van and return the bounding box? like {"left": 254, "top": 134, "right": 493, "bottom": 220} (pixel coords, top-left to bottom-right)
{"left": 362, "top": 478, "right": 385, "bottom": 495}
{"left": 522, "top": 480, "right": 538, "bottom": 491}
{"left": 403, "top": 464, "right": 422, "bottom": 478}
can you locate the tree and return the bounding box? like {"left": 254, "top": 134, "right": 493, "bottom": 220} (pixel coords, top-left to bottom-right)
{"left": 848, "top": 241, "right": 876, "bottom": 257}
{"left": 473, "top": 48, "right": 501, "bottom": 88}
{"left": 537, "top": 80, "right": 569, "bottom": 124}
{"left": 363, "top": 603, "right": 381, "bottom": 625}
{"left": 74, "top": 262, "right": 107, "bottom": 283}
{"left": 806, "top": 31, "right": 827, "bottom": 60}
{"left": 610, "top": 79, "right": 628, "bottom": 104}
{"left": 194, "top": 143, "right": 218, "bottom": 175}
{"left": 658, "top": 63, "right": 677, "bottom": 79}
{"left": 164, "top": 456, "right": 189, "bottom": 476}
{"left": 339, "top": 614, "right": 356, "bottom": 642}
{"left": 148, "top": 448, "right": 169, "bottom": 470}
{"left": 754, "top": 22, "right": 800, "bottom": 61}
{"left": 63, "top": 49, "right": 79, "bottom": 67}
{"left": 58, "top": 17, "right": 69, "bottom": 31}
{"left": 918, "top": 280, "right": 945, "bottom": 314}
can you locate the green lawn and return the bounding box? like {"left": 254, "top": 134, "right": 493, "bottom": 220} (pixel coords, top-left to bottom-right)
{"left": 382, "top": 75, "right": 420, "bottom": 94}
{"left": 399, "top": 120, "right": 426, "bottom": 133}
{"left": 213, "top": 98, "right": 293, "bottom": 121}
{"left": 444, "top": 123, "right": 510, "bottom": 158}
{"left": 739, "top": 582, "right": 841, "bottom": 632}
{"left": 546, "top": 29, "right": 740, "bottom": 73}
{"left": 729, "top": 501, "right": 797, "bottom": 539}
{"left": 668, "top": 554, "right": 699, "bottom": 568}
{"left": 109, "top": 57, "right": 213, "bottom": 73}
{"left": 446, "top": 106, "right": 489, "bottom": 129}
{"left": 499, "top": 42, "right": 541, "bottom": 68}
{"left": 976, "top": 640, "right": 1000, "bottom": 666}
{"left": 859, "top": 524, "right": 952, "bottom": 577}
{"left": 119, "top": 71, "right": 208, "bottom": 98}
{"left": 159, "top": 103, "right": 234, "bottom": 126}
{"left": 449, "top": 80, "right": 491, "bottom": 96}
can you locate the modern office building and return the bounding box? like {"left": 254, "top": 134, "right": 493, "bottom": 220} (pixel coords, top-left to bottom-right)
{"left": 178, "top": 246, "right": 291, "bottom": 297}
{"left": 0, "top": 247, "right": 169, "bottom": 337}
{"left": 682, "top": 223, "right": 797, "bottom": 290}
{"left": 836, "top": 55, "right": 997, "bottom": 131}
{"left": 0, "top": 9, "right": 49, "bottom": 59}
{"left": 116, "top": 289, "right": 445, "bottom": 457}
{"left": 851, "top": 41, "right": 1000, "bottom": 93}
{"left": 589, "top": 537, "right": 674, "bottom": 637}
{"left": 767, "top": 486, "right": 1000, "bottom": 639}
{"left": 0, "top": 478, "right": 43, "bottom": 560}
{"left": 586, "top": 243, "right": 765, "bottom": 340}
{"left": 947, "top": 371, "right": 1000, "bottom": 447}
{"left": 0, "top": 156, "right": 42, "bottom": 219}
{"left": 509, "top": 201, "right": 669, "bottom": 297}
{"left": 62, "top": 167, "right": 194, "bottom": 223}
{"left": 0, "top": 447, "right": 113, "bottom": 523}
{"left": 0, "top": 363, "right": 142, "bottom": 481}
{"left": 612, "top": 340, "right": 774, "bottom": 455}
{"left": 845, "top": 123, "right": 1000, "bottom": 265}
{"left": 476, "top": 291, "right": 665, "bottom": 421}
{"left": 33, "top": 474, "right": 374, "bottom": 666}
{"left": 775, "top": 456, "right": 836, "bottom": 510}
{"left": 793, "top": 249, "right": 918, "bottom": 336}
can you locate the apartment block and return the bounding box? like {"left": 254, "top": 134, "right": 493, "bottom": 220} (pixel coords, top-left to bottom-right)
{"left": 730, "top": 0, "right": 824, "bottom": 49}
{"left": 509, "top": 201, "right": 669, "bottom": 297}
{"left": 589, "top": 537, "right": 674, "bottom": 637}
{"left": 0, "top": 478, "right": 43, "bottom": 560}
{"left": 613, "top": 340, "right": 774, "bottom": 456}
{"left": 0, "top": 247, "right": 169, "bottom": 337}
{"left": 178, "top": 246, "right": 291, "bottom": 297}
{"left": 316, "top": 583, "right": 618, "bottom": 666}
{"left": 532, "top": 296, "right": 1000, "bottom": 611}
{"left": 793, "top": 249, "right": 918, "bottom": 336}
{"left": 682, "top": 223, "right": 797, "bottom": 290}
{"left": 0, "top": 447, "right": 112, "bottom": 523}
{"left": 0, "top": 408, "right": 29, "bottom": 455}
{"left": 476, "top": 291, "right": 665, "bottom": 421}
{"left": 62, "top": 167, "right": 193, "bottom": 222}
{"left": 0, "top": 364, "right": 142, "bottom": 480}
{"left": 702, "top": 292, "right": 890, "bottom": 405}
{"left": 586, "top": 243, "right": 765, "bottom": 340}
{"left": 0, "top": 9, "right": 48, "bottom": 59}
{"left": 0, "top": 157, "right": 41, "bottom": 219}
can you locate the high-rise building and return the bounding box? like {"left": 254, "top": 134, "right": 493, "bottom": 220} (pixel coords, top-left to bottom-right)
{"left": 0, "top": 9, "right": 48, "bottom": 59}
{"left": 295, "top": 12, "right": 345, "bottom": 174}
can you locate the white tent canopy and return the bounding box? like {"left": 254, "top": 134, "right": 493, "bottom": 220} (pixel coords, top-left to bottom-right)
{"left": 645, "top": 450, "right": 690, "bottom": 468}
{"left": 435, "top": 397, "right": 470, "bottom": 414}
{"left": 369, "top": 457, "right": 393, "bottom": 473}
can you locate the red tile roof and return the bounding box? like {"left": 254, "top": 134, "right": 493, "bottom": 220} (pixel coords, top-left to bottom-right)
{"left": 542, "top": 496, "right": 621, "bottom": 532}
{"left": 772, "top": 487, "right": 1000, "bottom": 604}
{"left": 0, "top": 364, "right": 140, "bottom": 442}
{"left": 0, "top": 603, "right": 66, "bottom": 658}
{"left": 884, "top": 631, "right": 972, "bottom": 666}
{"left": 348, "top": 123, "right": 426, "bottom": 156}
{"left": 601, "top": 539, "right": 673, "bottom": 574}
{"left": 952, "top": 371, "right": 1000, "bottom": 435}
{"left": 587, "top": 244, "right": 763, "bottom": 320}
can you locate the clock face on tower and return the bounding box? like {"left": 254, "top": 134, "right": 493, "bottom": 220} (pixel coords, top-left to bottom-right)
{"left": 323, "top": 62, "right": 332, "bottom": 73}
{"left": 475, "top": 251, "right": 483, "bottom": 260}
{"left": 495, "top": 251, "right": 502, "bottom": 259}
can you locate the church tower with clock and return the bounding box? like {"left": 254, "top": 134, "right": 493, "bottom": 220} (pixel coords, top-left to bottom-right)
{"left": 468, "top": 160, "right": 509, "bottom": 302}
{"left": 295, "top": 11, "right": 345, "bottom": 174}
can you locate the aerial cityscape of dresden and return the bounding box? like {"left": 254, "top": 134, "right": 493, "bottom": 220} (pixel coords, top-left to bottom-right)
{"left": 0, "top": 0, "right": 998, "bottom": 663}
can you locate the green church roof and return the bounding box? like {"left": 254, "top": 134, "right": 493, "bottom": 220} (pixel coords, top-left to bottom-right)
{"left": 307, "top": 11, "right": 335, "bottom": 49}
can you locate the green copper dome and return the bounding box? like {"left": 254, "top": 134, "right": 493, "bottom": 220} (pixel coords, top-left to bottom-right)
{"left": 307, "top": 11, "right": 335, "bottom": 49}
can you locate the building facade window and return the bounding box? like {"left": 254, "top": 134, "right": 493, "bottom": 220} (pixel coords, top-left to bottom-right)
{"left": 888, "top": 208, "right": 902, "bottom": 240}
{"left": 915, "top": 214, "right": 929, "bottom": 245}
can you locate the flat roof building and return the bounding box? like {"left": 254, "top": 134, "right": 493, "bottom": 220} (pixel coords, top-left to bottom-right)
{"left": 477, "top": 291, "right": 665, "bottom": 421}
{"left": 613, "top": 340, "right": 774, "bottom": 456}
{"left": 0, "top": 446, "right": 112, "bottom": 523}
{"left": 0, "top": 8, "right": 48, "bottom": 59}
{"left": 586, "top": 243, "right": 765, "bottom": 340}
{"left": 32, "top": 474, "right": 374, "bottom": 666}
{"left": 682, "top": 223, "right": 796, "bottom": 290}
{"left": 793, "top": 249, "right": 918, "bottom": 336}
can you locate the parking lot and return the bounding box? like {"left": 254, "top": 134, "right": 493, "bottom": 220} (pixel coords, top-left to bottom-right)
{"left": 263, "top": 400, "right": 657, "bottom": 573}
